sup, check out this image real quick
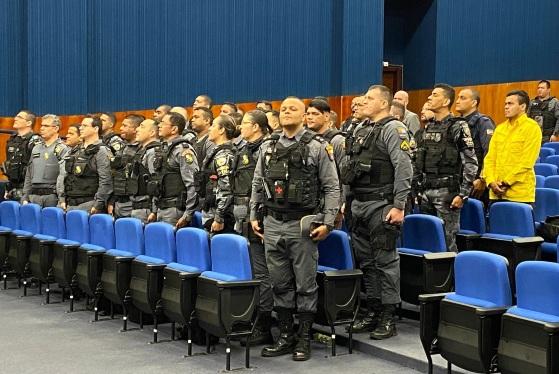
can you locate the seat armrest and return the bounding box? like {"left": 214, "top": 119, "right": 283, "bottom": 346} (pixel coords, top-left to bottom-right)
{"left": 179, "top": 271, "right": 201, "bottom": 279}
{"left": 476, "top": 307, "right": 509, "bottom": 316}
{"left": 543, "top": 322, "right": 559, "bottom": 333}
{"left": 418, "top": 292, "right": 449, "bottom": 303}
{"left": 146, "top": 263, "right": 167, "bottom": 271}
{"left": 87, "top": 250, "right": 106, "bottom": 256}
{"left": 512, "top": 236, "right": 544, "bottom": 246}
{"left": 321, "top": 269, "right": 363, "bottom": 279}
{"left": 424, "top": 252, "right": 457, "bottom": 261}
{"left": 114, "top": 256, "right": 135, "bottom": 262}
{"left": 38, "top": 239, "right": 57, "bottom": 245}
{"left": 218, "top": 279, "right": 261, "bottom": 288}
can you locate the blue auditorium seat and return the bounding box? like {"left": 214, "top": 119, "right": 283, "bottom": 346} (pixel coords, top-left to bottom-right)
{"left": 534, "top": 188, "right": 559, "bottom": 261}
{"left": 101, "top": 218, "right": 144, "bottom": 327}
{"left": 0, "top": 201, "right": 20, "bottom": 288}
{"left": 486, "top": 202, "right": 535, "bottom": 239}
{"left": 196, "top": 234, "right": 260, "bottom": 370}
{"left": 498, "top": 261, "right": 559, "bottom": 373}
{"left": 536, "top": 174, "right": 545, "bottom": 188}
{"left": 161, "top": 227, "right": 210, "bottom": 351}
{"left": 459, "top": 198, "right": 486, "bottom": 235}
{"left": 191, "top": 211, "right": 203, "bottom": 229}
{"left": 420, "top": 251, "right": 512, "bottom": 374}
{"left": 543, "top": 155, "right": 559, "bottom": 168}
{"left": 317, "top": 230, "right": 354, "bottom": 271}
{"left": 51, "top": 210, "right": 89, "bottom": 310}
{"left": 535, "top": 163, "right": 558, "bottom": 177}
{"left": 542, "top": 142, "right": 559, "bottom": 154}
{"left": 544, "top": 175, "right": 559, "bottom": 190}
{"left": 540, "top": 146, "right": 555, "bottom": 160}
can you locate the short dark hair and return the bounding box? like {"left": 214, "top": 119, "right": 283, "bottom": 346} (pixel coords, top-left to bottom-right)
{"left": 199, "top": 95, "right": 213, "bottom": 108}
{"left": 246, "top": 110, "right": 270, "bottom": 134}
{"left": 20, "top": 109, "right": 37, "bottom": 127}
{"left": 367, "top": 85, "right": 393, "bottom": 106}
{"left": 314, "top": 96, "right": 329, "bottom": 102}
{"left": 506, "top": 90, "right": 530, "bottom": 108}
{"left": 256, "top": 100, "right": 273, "bottom": 111}
{"left": 125, "top": 114, "right": 145, "bottom": 127}
{"left": 194, "top": 107, "right": 214, "bottom": 123}
{"left": 222, "top": 102, "right": 238, "bottom": 113}
{"left": 434, "top": 83, "right": 456, "bottom": 107}
{"left": 157, "top": 104, "right": 171, "bottom": 113}
{"left": 539, "top": 80, "right": 551, "bottom": 88}
{"left": 470, "top": 89, "right": 481, "bottom": 107}
{"left": 308, "top": 99, "right": 331, "bottom": 114}
{"left": 85, "top": 114, "right": 103, "bottom": 135}
{"left": 391, "top": 102, "right": 405, "bottom": 118}
{"left": 268, "top": 110, "right": 279, "bottom": 119}
{"left": 165, "top": 112, "right": 186, "bottom": 134}
{"left": 215, "top": 114, "right": 238, "bottom": 140}
{"left": 228, "top": 112, "right": 243, "bottom": 127}
{"left": 102, "top": 112, "right": 116, "bottom": 125}
{"left": 68, "top": 123, "right": 81, "bottom": 136}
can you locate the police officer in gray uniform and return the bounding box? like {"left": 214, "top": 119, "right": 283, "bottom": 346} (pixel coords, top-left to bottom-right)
{"left": 251, "top": 97, "right": 340, "bottom": 362}
{"left": 100, "top": 112, "right": 127, "bottom": 154}
{"left": 3, "top": 110, "right": 41, "bottom": 201}
{"left": 22, "top": 114, "right": 68, "bottom": 207}
{"left": 342, "top": 85, "right": 413, "bottom": 339}
{"left": 528, "top": 80, "right": 559, "bottom": 144}
{"left": 416, "top": 84, "right": 478, "bottom": 252}
{"left": 147, "top": 112, "right": 198, "bottom": 228}
{"left": 60, "top": 115, "right": 113, "bottom": 213}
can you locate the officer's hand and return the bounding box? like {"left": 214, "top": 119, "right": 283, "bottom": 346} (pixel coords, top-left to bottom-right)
{"left": 22, "top": 200, "right": 29, "bottom": 205}
{"left": 107, "top": 204, "right": 114, "bottom": 215}
{"left": 250, "top": 220, "right": 265, "bottom": 240}
{"left": 385, "top": 208, "right": 404, "bottom": 225}
{"left": 90, "top": 207, "right": 99, "bottom": 215}
{"left": 60, "top": 202, "right": 67, "bottom": 211}
{"left": 310, "top": 225, "right": 330, "bottom": 241}
{"left": 450, "top": 196, "right": 464, "bottom": 210}
{"left": 340, "top": 203, "right": 345, "bottom": 215}
{"left": 211, "top": 220, "right": 224, "bottom": 233}
{"left": 551, "top": 135, "right": 559, "bottom": 142}
{"left": 176, "top": 217, "right": 189, "bottom": 229}
{"left": 471, "top": 179, "right": 486, "bottom": 198}
{"left": 147, "top": 213, "right": 156, "bottom": 223}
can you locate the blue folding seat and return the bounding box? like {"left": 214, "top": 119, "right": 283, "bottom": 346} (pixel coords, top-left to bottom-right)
{"left": 542, "top": 142, "right": 559, "bottom": 154}
{"left": 51, "top": 210, "right": 89, "bottom": 310}
{"left": 196, "top": 234, "right": 260, "bottom": 371}
{"left": 420, "top": 251, "right": 512, "bottom": 374}
{"left": 100, "top": 217, "right": 144, "bottom": 326}
{"left": 75, "top": 214, "right": 115, "bottom": 318}
{"left": 534, "top": 188, "right": 559, "bottom": 261}
{"left": 459, "top": 198, "right": 486, "bottom": 235}
{"left": 536, "top": 175, "right": 546, "bottom": 188}
{"left": 315, "top": 230, "right": 362, "bottom": 356}
{"left": 543, "top": 155, "right": 559, "bottom": 168}
{"left": 128, "top": 222, "right": 176, "bottom": 339}
{"left": 191, "top": 211, "right": 204, "bottom": 229}
{"left": 0, "top": 201, "right": 20, "bottom": 286}
{"left": 535, "top": 163, "right": 558, "bottom": 177}
{"left": 540, "top": 146, "right": 555, "bottom": 160}
{"left": 28, "top": 207, "right": 66, "bottom": 303}
{"left": 498, "top": 261, "right": 559, "bottom": 374}
{"left": 7, "top": 203, "right": 41, "bottom": 294}
{"left": 544, "top": 175, "right": 559, "bottom": 190}
{"left": 161, "top": 227, "right": 210, "bottom": 353}
{"left": 398, "top": 214, "right": 455, "bottom": 305}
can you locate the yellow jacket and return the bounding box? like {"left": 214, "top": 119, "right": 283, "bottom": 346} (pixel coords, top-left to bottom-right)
{"left": 483, "top": 113, "right": 541, "bottom": 202}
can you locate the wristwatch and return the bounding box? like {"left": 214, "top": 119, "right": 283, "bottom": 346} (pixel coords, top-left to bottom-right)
{"left": 459, "top": 194, "right": 469, "bottom": 202}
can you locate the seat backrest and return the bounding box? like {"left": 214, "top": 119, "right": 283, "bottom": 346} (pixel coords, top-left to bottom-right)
{"left": 210, "top": 234, "right": 252, "bottom": 280}
{"left": 65, "top": 210, "right": 89, "bottom": 243}
{"left": 516, "top": 261, "right": 559, "bottom": 318}
{"left": 401, "top": 214, "right": 446, "bottom": 252}
{"left": 454, "top": 251, "right": 512, "bottom": 307}
{"left": 20, "top": 203, "right": 41, "bottom": 233}
{"left": 115, "top": 218, "right": 144, "bottom": 256}
{"left": 176, "top": 227, "right": 210, "bottom": 271}
{"left": 318, "top": 230, "right": 354, "bottom": 270}
{"left": 543, "top": 155, "right": 559, "bottom": 168}
{"left": 534, "top": 188, "right": 559, "bottom": 222}
{"left": 460, "top": 198, "right": 486, "bottom": 234}
{"left": 542, "top": 142, "right": 559, "bottom": 153}
{"left": 488, "top": 202, "right": 535, "bottom": 237}
{"left": 540, "top": 147, "right": 555, "bottom": 159}
{"left": 536, "top": 175, "right": 546, "bottom": 188}
{"left": 41, "top": 207, "right": 66, "bottom": 238}
{"left": 0, "top": 201, "right": 20, "bottom": 230}
{"left": 191, "top": 211, "right": 203, "bottom": 229}
{"left": 544, "top": 175, "right": 559, "bottom": 190}
{"left": 534, "top": 163, "right": 558, "bottom": 177}
{"left": 89, "top": 214, "right": 115, "bottom": 249}
{"left": 144, "top": 222, "right": 175, "bottom": 263}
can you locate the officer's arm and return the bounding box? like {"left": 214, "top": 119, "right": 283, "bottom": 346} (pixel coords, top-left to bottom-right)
{"left": 407, "top": 113, "right": 421, "bottom": 135}
{"left": 22, "top": 161, "right": 33, "bottom": 202}
{"left": 94, "top": 148, "right": 113, "bottom": 211}
{"left": 178, "top": 146, "right": 199, "bottom": 222}
{"left": 249, "top": 147, "right": 265, "bottom": 221}
{"left": 383, "top": 123, "right": 413, "bottom": 210}
{"left": 553, "top": 100, "right": 559, "bottom": 137}
{"left": 214, "top": 152, "right": 234, "bottom": 224}
{"left": 454, "top": 123, "right": 478, "bottom": 196}
{"left": 479, "top": 118, "right": 495, "bottom": 159}
{"left": 502, "top": 122, "right": 542, "bottom": 186}
{"left": 482, "top": 125, "right": 499, "bottom": 186}
{"left": 317, "top": 142, "right": 341, "bottom": 227}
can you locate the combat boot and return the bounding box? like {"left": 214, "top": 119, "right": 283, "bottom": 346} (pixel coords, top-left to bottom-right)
{"left": 292, "top": 312, "right": 314, "bottom": 361}
{"left": 347, "top": 298, "right": 382, "bottom": 333}
{"left": 261, "top": 308, "right": 297, "bottom": 357}
{"left": 370, "top": 304, "right": 398, "bottom": 340}
{"left": 242, "top": 311, "right": 273, "bottom": 346}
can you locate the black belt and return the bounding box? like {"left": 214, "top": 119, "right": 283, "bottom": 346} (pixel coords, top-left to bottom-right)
{"left": 132, "top": 200, "right": 151, "bottom": 210}
{"left": 353, "top": 192, "right": 393, "bottom": 202}
{"left": 67, "top": 196, "right": 94, "bottom": 206}
{"left": 31, "top": 187, "right": 56, "bottom": 196}
{"left": 113, "top": 196, "right": 130, "bottom": 203}
{"left": 234, "top": 196, "right": 250, "bottom": 205}
{"left": 424, "top": 176, "right": 455, "bottom": 189}
{"left": 267, "top": 210, "right": 314, "bottom": 222}
{"left": 158, "top": 198, "right": 179, "bottom": 209}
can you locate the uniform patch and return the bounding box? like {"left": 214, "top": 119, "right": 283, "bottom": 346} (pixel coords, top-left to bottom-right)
{"left": 242, "top": 154, "right": 250, "bottom": 165}
{"left": 396, "top": 126, "right": 408, "bottom": 139}
{"left": 44, "top": 152, "right": 49, "bottom": 160}
{"left": 486, "top": 129, "right": 494, "bottom": 135}
{"left": 112, "top": 142, "right": 122, "bottom": 152}
{"left": 216, "top": 165, "right": 229, "bottom": 177}
{"left": 182, "top": 149, "right": 194, "bottom": 164}
{"left": 216, "top": 156, "right": 227, "bottom": 167}
{"left": 54, "top": 144, "right": 63, "bottom": 156}
{"left": 75, "top": 166, "right": 82, "bottom": 174}
{"left": 461, "top": 123, "right": 472, "bottom": 138}
{"left": 325, "top": 143, "right": 334, "bottom": 161}
{"left": 400, "top": 140, "right": 410, "bottom": 151}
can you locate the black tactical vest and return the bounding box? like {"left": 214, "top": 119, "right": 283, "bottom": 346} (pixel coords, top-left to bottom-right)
{"left": 110, "top": 143, "right": 139, "bottom": 196}
{"left": 152, "top": 139, "right": 190, "bottom": 198}
{"left": 64, "top": 144, "right": 104, "bottom": 197}
{"left": 341, "top": 117, "right": 395, "bottom": 196}
{"left": 194, "top": 134, "right": 209, "bottom": 167}
{"left": 262, "top": 131, "right": 319, "bottom": 214}
{"left": 128, "top": 142, "right": 160, "bottom": 197}
{"left": 467, "top": 113, "right": 493, "bottom": 169}
{"left": 231, "top": 138, "right": 263, "bottom": 198}
{"left": 417, "top": 118, "right": 461, "bottom": 180}
{"left": 529, "top": 98, "right": 556, "bottom": 139}
{"left": 4, "top": 133, "right": 38, "bottom": 185}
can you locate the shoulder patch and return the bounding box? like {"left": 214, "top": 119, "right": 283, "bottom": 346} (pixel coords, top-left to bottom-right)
{"left": 325, "top": 143, "right": 334, "bottom": 161}
{"left": 112, "top": 141, "right": 122, "bottom": 152}
{"left": 396, "top": 126, "right": 409, "bottom": 140}
{"left": 460, "top": 122, "right": 472, "bottom": 138}
{"left": 182, "top": 149, "right": 194, "bottom": 164}
{"left": 486, "top": 128, "right": 494, "bottom": 136}
{"left": 216, "top": 156, "right": 227, "bottom": 167}
{"left": 400, "top": 140, "right": 410, "bottom": 151}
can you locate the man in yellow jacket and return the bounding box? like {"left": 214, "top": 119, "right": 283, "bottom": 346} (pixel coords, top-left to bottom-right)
{"left": 483, "top": 90, "right": 541, "bottom": 203}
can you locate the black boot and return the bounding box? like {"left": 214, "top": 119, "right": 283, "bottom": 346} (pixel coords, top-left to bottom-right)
{"left": 292, "top": 312, "right": 314, "bottom": 361}
{"left": 370, "top": 304, "right": 398, "bottom": 340}
{"left": 347, "top": 298, "right": 381, "bottom": 333}
{"left": 261, "top": 308, "right": 297, "bottom": 357}
{"left": 242, "top": 311, "right": 273, "bottom": 346}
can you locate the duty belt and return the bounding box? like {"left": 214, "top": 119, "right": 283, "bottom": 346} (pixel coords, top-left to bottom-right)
{"left": 158, "top": 198, "right": 179, "bottom": 210}
{"left": 234, "top": 196, "right": 250, "bottom": 206}
{"left": 67, "top": 196, "right": 94, "bottom": 206}
{"left": 132, "top": 200, "right": 151, "bottom": 210}
{"left": 31, "top": 187, "right": 56, "bottom": 196}
{"left": 424, "top": 176, "right": 455, "bottom": 189}
{"left": 113, "top": 196, "right": 130, "bottom": 203}
{"left": 353, "top": 191, "right": 393, "bottom": 202}
{"left": 267, "top": 209, "right": 314, "bottom": 222}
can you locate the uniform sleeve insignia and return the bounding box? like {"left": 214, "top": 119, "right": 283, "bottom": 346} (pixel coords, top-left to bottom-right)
{"left": 461, "top": 123, "right": 472, "bottom": 138}
{"left": 75, "top": 166, "right": 82, "bottom": 174}
{"left": 325, "top": 143, "right": 334, "bottom": 161}
{"left": 396, "top": 126, "right": 408, "bottom": 139}
{"left": 112, "top": 142, "right": 122, "bottom": 152}
{"left": 242, "top": 154, "right": 250, "bottom": 165}
{"left": 44, "top": 153, "right": 49, "bottom": 160}
{"left": 216, "top": 165, "right": 229, "bottom": 176}
{"left": 216, "top": 156, "right": 227, "bottom": 167}
{"left": 182, "top": 149, "right": 194, "bottom": 164}
{"left": 400, "top": 140, "right": 410, "bottom": 151}
{"left": 486, "top": 129, "right": 494, "bottom": 135}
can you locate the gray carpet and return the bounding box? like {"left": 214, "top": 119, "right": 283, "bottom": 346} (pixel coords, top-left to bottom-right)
{"left": 0, "top": 285, "right": 420, "bottom": 374}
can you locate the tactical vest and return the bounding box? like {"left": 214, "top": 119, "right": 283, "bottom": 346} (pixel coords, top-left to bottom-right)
{"left": 4, "top": 133, "right": 37, "bottom": 185}
{"left": 152, "top": 139, "right": 190, "bottom": 198}
{"left": 417, "top": 118, "right": 462, "bottom": 186}
{"left": 30, "top": 140, "right": 65, "bottom": 185}
{"left": 194, "top": 135, "right": 209, "bottom": 167}
{"left": 321, "top": 128, "right": 342, "bottom": 143}
{"left": 341, "top": 117, "right": 395, "bottom": 197}
{"left": 530, "top": 98, "right": 557, "bottom": 139}
{"left": 128, "top": 142, "right": 160, "bottom": 197}
{"left": 231, "top": 139, "right": 263, "bottom": 198}
{"left": 110, "top": 143, "right": 139, "bottom": 197}
{"left": 467, "top": 113, "right": 493, "bottom": 169}
{"left": 262, "top": 131, "right": 319, "bottom": 214}
{"left": 64, "top": 144, "right": 104, "bottom": 197}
